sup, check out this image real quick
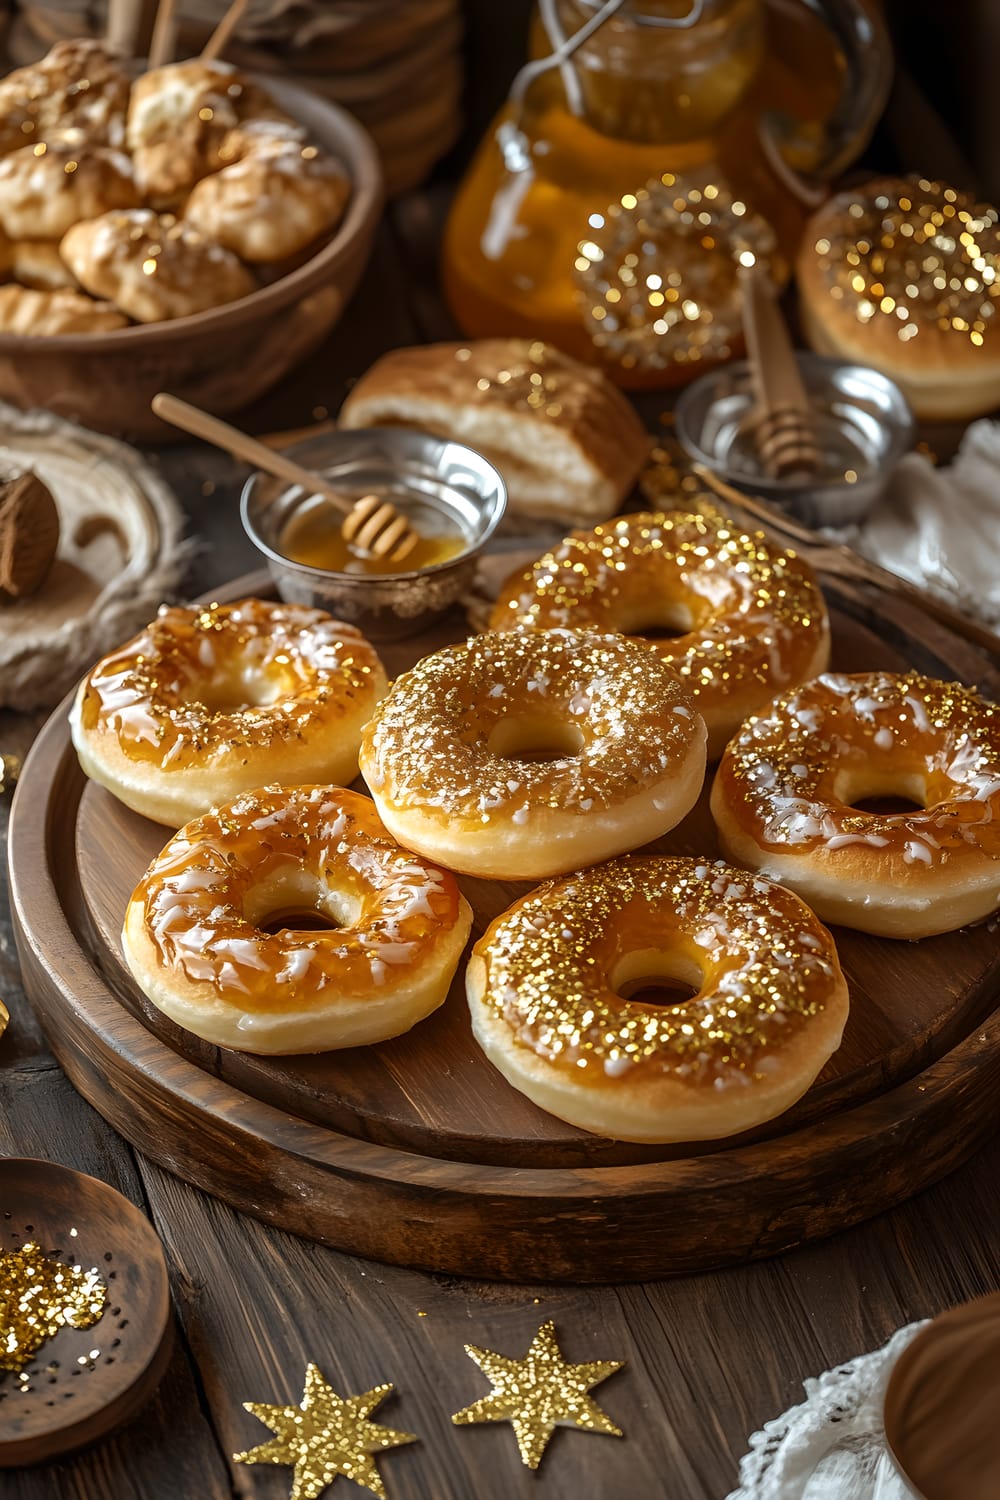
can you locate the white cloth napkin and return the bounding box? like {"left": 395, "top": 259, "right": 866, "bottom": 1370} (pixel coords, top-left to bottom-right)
{"left": 727, "top": 1322, "right": 929, "bottom": 1500}
{"left": 852, "top": 419, "right": 1000, "bottom": 629}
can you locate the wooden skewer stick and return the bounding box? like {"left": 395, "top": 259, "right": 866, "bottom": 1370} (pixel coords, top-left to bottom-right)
{"left": 151, "top": 393, "right": 420, "bottom": 564}
{"left": 692, "top": 462, "right": 1000, "bottom": 661}
{"left": 147, "top": 0, "right": 179, "bottom": 69}
{"left": 105, "top": 0, "right": 155, "bottom": 58}
{"left": 201, "top": 0, "right": 251, "bottom": 63}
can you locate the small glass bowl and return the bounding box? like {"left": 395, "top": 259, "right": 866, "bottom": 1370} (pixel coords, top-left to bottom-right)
{"left": 240, "top": 427, "right": 507, "bottom": 640}
{"left": 674, "top": 354, "right": 915, "bottom": 529}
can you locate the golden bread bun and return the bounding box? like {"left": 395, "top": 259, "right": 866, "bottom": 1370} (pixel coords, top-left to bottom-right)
{"left": 0, "top": 143, "right": 139, "bottom": 241}
{"left": 61, "top": 208, "right": 256, "bottom": 322}
{"left": 127, "top": 59, "right": 296, "bottom": 206}
{"left": 0, "top": 41, "right": 130, "bottom": 153}
{"left": 184, "top": 125, "right": 349, "bottom": 263}
{"left": 339, "top": 338, "right": 650, "bottom": 525}
{"left": 797, "top": 176, "right": 1000, "bottom": 421}
{"left": 0, "top": 283, "right": 127, "bottom": 333}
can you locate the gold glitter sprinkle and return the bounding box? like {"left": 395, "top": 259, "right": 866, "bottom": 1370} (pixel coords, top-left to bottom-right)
{"left": 574, "top": 175, "right": 782, "bottom": 370}
{"left": 0, "top": 1241, "right": 106, "bottom": 1372}
{"left": 489, "top": 511, "right": 828, "bottom": 752}
{"left": 452, "top": 1320, "right": 623, "bottom": 1471}
{"left": 472, "top": 856, "right": 839, "bottom": 1078}
{"left": 361, "top": 629, "right": 699, "bottom": 821}
{"left": 234, "top": 1362, "right": 416, "bottom": 1500}
{"left": 812, "top": 177, "right": 1000, "bottom": 345}
{"left": 717, "top": 671, "right": 1000, "bottom": 863}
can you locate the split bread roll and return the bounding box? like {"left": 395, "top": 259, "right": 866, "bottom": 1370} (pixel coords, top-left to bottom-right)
{"left": 339, "top": 339, "right": 650, "bottom": 524}
{"left": 797, "top": 176, "right": 1000, "bottom": 422}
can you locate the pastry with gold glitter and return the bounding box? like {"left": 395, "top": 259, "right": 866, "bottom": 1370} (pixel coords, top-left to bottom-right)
{"left": 711, "top": 671, "right": 1000, "bottom": 937}
{"left": 452, "top": 1319, "right": 623, "bottom": 1470}
{"left": 797, "top": 176, "right": 1000, "bottom": 420}
{"left": 60, "top": 208, "right": 257, "bottom": 323}
{"left": 359, "top": 628, "right": 707, "bottom": 880}
{"left": 0, "top": 41, "right": 130, "bottom": 156}
{"left": 70, "top": 597, "right": 388, "bottom": 826}
{"left": 339, "top": 338, "right": 650, "bottom": 526}
{"left": 0, "top": 283, "right": 127, "bottom": 333}
{"left": 490, "top": 509, "right": 830, "bottom": 760}
{"left": 466, "top": 856, "right": 848, "bottom": 1142}
{"left": 0, "top": 141, "right": 139, "bottom": 242}
{"left": 234, "top": 1361, "right": 416, "bottom": 1500}
{"left": 184, "top": 121, "right": 350, "bottom": 265}
{"left": 123, "top": 786, "right": 471, "bottom": 1053}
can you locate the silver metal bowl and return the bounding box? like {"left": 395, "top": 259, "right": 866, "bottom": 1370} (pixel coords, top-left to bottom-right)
{"left": 673, "top": 353, "right": 916, "bottom": 529}
{"left": 240, "top": 427, "right": 507, "bottom": 640}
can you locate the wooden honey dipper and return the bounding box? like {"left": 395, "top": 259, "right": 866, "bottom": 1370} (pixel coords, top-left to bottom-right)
{"left": 740, "top": 266, "right": 819, "bottom": 483}
{"left": 151, "top": 394, "right": 420, "bottom": 563}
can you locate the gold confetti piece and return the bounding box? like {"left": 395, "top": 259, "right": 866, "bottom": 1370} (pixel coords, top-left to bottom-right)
{"left": 234, "top": 1363, "right": 417, "bottom": 1500}
{"left": 0, "top": 753, "right": 21, "bottom": 793}
{"left": 451, "top": 1320, "right": 623, "bottom": 1471}
{"left": 0, "top": 1241, "right": 106, "bottom": 1372}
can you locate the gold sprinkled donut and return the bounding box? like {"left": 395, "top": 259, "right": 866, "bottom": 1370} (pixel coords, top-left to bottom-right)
{"left": 123, "top": 786, "right": 472, "bottom": 1054}
{"left": 489, "top": 510, "right": 830, "bottom": 759}
{"left": 797, "top": 176, "right": 1000, "bottom": 420}
{"left": 711, "top": 671, "right": 1000, "bottom": 937}
{"left": 71, "top": 598, "right": 388, "bottom": 826}
{"left": 359, "top": 628, "right": 706, "bottom": 880}
{"left": 466, "top": 855, "right": 848, "bottom": 1142}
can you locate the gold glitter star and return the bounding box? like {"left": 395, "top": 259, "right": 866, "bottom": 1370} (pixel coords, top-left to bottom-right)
{"left": 233, "top": 1363, "right": 417, "bottom": 1500}
{"left": 451, "top": 1320, "right": 624, "bottom": 1470}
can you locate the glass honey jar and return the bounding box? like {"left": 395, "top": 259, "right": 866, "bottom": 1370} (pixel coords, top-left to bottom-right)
{"left": 443, "top": 0, "right": 892, "bottom": 388}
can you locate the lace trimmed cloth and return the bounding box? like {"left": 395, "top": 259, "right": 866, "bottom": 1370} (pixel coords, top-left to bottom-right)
{"left": 853, "top": 418, "right": 1000, "bottom": 630}
{"left": 727, "top": 1322, "right": 929, "bottom": 1500}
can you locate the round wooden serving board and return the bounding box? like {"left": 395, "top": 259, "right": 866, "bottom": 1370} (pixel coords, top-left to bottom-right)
{"left": 10, "top": 568, "right": 1000, "bottom": 1282}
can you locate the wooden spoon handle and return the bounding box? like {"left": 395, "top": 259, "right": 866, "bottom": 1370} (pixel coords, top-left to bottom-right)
{"left": 151, "top": 393, "right": 352, "bottom": 519}
{"left": 201, "top": 0, "right": 251, "bottom": 62}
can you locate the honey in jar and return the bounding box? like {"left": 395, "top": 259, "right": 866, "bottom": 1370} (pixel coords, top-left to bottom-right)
{"left": 443, "top": 0, "right": 892, "bottom": 388}
{"left": 279, "top": 494, "right": 467, "bottom": 576}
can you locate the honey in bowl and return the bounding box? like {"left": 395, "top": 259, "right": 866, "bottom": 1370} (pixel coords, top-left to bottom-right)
{"left": 279, "top": 493, "right": 468, "bottom": 576}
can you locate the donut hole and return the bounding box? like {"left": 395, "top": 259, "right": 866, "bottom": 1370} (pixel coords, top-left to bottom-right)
{"left": 611, "top": 948, "right": 704, "bottom": 1008}
{"left": 616, "top": 598, "right": 696, "bottom": 642}
{"left": 193, "top": 667, "right": 289, "bottom": 714}
{"left": 243, "top": 869, "right": 362, "bottom": 934}
{"left": 487, "top": 715, "right": 585, "bottom": 765}
{"left": 836, "top": 769, "right": 928, "bottom": 814}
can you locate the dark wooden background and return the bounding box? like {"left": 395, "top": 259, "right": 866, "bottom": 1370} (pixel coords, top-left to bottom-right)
{"left": 3, "top": 8, "right": 1000, "bottom": 1498}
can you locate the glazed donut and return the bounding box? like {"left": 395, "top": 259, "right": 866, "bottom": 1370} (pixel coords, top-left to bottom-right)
{"left": 466, "top": 855, "right": 848, "bottom": 1142}
{"left": 711, "top": 671, "right": 1000, "bottom": 937}
{"left": 60, "top": 209, "right": 257, "bottom": 322}
{"left": 184, "top": 125, "right": 349, "bottom": 264}
{"left": 797, "top": 176, "right": 1000, "bottom": 421}
{"left": 490, "top": 510, "right": 830, "bottom": 759}
{"left": 0, "top": 284, "right": 127, "bottom": 334}
{"left": 123, "top": 785, "right": 472, "bottom": 1054}
{"left": 126, "top": 60, "right": 296, "bottom": 206}
{"left": 0, "top": 143, "right": 139, "bottom": 241}
{"left": 70, "top": 598, "right": 388, "bottom": 826}
{"left": 0, "top": 42, "right": 131, "bottom": 154}
{"left": 359, "top": 628, "right": 706, "bottom": 880}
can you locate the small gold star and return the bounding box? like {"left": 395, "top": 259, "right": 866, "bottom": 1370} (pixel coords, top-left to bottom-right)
{"left": 233, "top": 1363, "right": 417, "bottom": 1500}
{"left": 451, "top": 1319, "right": 624, "bottom": 1470}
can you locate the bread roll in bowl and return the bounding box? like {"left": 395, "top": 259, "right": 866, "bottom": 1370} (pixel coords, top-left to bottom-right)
{"left": 123, "top": 785, "right": 472, "bottom": 1054}
{"left": 71, "top": 597, "right": 387, "bottom": 826}
{"left": 360, "top": 628, "right": 706, "bottom": 880}
{"left": 797, "top": 176, "right": 1000, "bottom": 421}
{"left": 467, "top": 856, "right": 848, "bottom": 1142}
{"left": 711, "top": 671, "right": 1000, "bottom": 937}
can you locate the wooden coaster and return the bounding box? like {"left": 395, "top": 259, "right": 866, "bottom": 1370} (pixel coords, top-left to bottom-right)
{"left": 0, "top": 1158, "right": 172, "bottom": 1467}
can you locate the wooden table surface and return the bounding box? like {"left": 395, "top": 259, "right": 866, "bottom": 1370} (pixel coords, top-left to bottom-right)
{"left": 2, "top": 196, "right": 1000, "bottom": 1500}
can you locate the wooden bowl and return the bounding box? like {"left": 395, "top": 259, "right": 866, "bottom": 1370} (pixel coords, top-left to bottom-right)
{"left": 0, "top": 78, "right": 383, "bottom": 441}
